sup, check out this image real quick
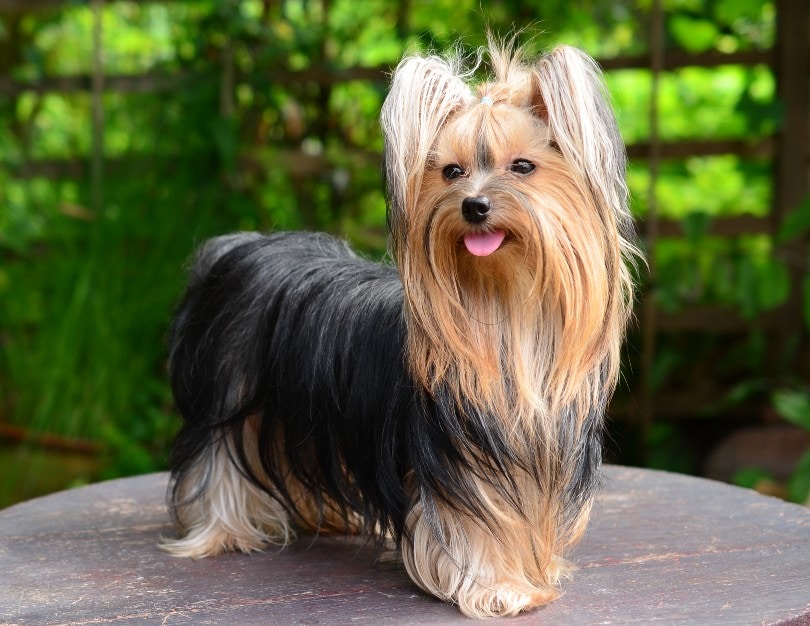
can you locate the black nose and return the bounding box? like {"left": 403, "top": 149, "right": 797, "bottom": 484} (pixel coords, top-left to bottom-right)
{"left": 461, "top": 196, "right": 491, "bottom": 224}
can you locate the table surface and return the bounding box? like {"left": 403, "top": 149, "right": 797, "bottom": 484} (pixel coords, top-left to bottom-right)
{"left": 1, "top": 466, "right": 808, "bottom": 625}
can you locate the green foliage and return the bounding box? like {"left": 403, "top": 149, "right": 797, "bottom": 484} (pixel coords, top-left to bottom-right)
{"left": 666, "top": 0, "right": 775, "bottom": 51}
{"left": 777, "top": 195, "right": 810, "bottom": 245}
{"left": 773, "top": 389, "right": 810, "bottom": 432}
{"left": 775, "top": 195, "right": 810, "bottom": 331}
{"left": 772, "top": 389, "right": 810, "bottom": 504}
{"left": 653, "top": 234, "right": 789, "bottom": 318}
{"left": 0, "top": 0, "right": 797, "bottom": 504}
{"left": 646, "top": 423, "right": 698, "bottom": 474}
{"left": 733, "top": 466, "right": 773, "bottom": 490}
{"left": 671, "top": 14, "right": 719, "bottom": 53}
{"left": 789, "top": 451, "right": 810, "bottom": 505}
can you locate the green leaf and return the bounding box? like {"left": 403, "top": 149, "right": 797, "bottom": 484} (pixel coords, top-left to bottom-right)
{"left": 715, "top": 0, "right": 766, "bottom": 26}
{"left": 670, "top": 16, "right": 719, "bottom": 54}
{"left": 788, "top": 449, "right": 810, "bottom": 504}
{"left": 777, "top": 195, "right": 810, "bottom": 244}
{"left": 772, "top": 389, "right": 810, "bottom": 432}
{"left": 724, "top": 378, "right": 767, "bottom": 406}
{"left": 733, "top": 467, "right": 773, "bottom": 490}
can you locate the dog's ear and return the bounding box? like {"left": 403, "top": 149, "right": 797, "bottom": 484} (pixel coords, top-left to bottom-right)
{"left": 532, "top": 46, "right": 628, "bottom": 219}
{"left": 381, "top": 54, "right": 471, "bottom": 242}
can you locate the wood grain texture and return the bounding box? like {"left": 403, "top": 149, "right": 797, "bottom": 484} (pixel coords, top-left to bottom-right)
{"left": 1, "top": 466, "right": 808, "bottom": 625}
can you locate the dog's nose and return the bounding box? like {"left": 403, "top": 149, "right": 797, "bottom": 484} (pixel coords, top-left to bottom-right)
{"left": 461, "top": 196, "right": 491, "bottom": 224}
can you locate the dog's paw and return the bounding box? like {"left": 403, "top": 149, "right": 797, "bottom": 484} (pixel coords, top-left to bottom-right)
{"left": 456, "top": 584, "right": 559, "bottom": 618}
{"left": 158, "top": 520, "right": 283, "bottom": 558}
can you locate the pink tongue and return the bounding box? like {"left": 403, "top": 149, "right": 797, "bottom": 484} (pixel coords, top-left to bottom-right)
{"left": 463, "top": 231, "right": 506, "bottom": 257}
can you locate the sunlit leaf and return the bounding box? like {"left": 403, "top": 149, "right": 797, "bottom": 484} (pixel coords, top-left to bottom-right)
{"left": 715, "top": 0, "right": 767, "bottom": 26}
{"left": 670, "top": 16, "right": 719, "bottom": 54}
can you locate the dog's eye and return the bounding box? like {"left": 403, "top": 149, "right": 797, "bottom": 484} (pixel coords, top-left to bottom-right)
{"left": 442, "top": 164, "right": 465, "bottom": 181}
{"left": 509, "top": 159, "right": 536, "bottom": 175}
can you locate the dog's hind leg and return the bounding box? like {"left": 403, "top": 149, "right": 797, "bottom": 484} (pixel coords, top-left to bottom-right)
{"left": 160, "top": 426, "right": 293, "bottom": 558}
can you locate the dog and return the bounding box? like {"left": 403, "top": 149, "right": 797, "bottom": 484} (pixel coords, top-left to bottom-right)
{"left": 160, "top": 37, "right": 638, "bottom": 617}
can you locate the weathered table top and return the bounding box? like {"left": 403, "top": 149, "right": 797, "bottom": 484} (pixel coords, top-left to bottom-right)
{"left": 1, "top": 466, "right": 808, "bottom": 625}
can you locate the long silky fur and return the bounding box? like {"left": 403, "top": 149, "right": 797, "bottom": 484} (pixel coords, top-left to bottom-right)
{"left": 162, "top": 38, "right": 638, "bottom": 618}
{"left": 165, "top": 232, "right": 522, "bottom": 537}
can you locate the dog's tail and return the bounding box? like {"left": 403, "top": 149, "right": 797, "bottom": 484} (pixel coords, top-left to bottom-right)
{"left": 184, "top": 232, "right": 265, "bottom": 287}
{"left": 166, "top": 234, "right": 264, "bottom": 506}
{"left": 169, "top": 232, "right": 267, "bottom": 428}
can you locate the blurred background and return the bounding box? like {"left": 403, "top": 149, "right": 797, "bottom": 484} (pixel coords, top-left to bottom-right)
{"left": 1, "top": 0, "right": 808, "bottom": 509}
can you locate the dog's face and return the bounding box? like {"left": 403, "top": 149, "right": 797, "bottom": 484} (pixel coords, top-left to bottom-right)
{"left": 419, "top": 103, "right": 550, "bottom": 275}
{"left": 416, "top": 98, "right": 606, "bottom": 302}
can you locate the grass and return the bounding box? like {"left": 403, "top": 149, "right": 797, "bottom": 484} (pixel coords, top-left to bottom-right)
{"left": 0, "top": 152, "right": 237, "bottom": 503}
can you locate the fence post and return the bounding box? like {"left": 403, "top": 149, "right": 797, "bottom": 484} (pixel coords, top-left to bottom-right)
{"left": 773, "top": 0, "right": 810, "bottom": 375}
{"left": 91, "top": 0, "right": 104, "bottom": 215}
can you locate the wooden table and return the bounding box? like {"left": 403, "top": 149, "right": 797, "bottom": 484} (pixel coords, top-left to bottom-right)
{"left": 1, "top": 466, "right": 808, "bottom": 625}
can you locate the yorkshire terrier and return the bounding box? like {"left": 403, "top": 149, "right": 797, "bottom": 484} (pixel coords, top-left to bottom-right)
{"left": 160, "top": 38, "right": 637, "bottom": 617}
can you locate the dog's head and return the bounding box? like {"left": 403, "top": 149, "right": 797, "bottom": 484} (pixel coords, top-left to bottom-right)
{"left": 381, "top": 38, "right": 638, "bottom": 423}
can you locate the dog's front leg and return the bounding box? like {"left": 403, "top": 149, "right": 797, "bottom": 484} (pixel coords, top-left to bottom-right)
{"left": 401, "top": 497, "right": 568, "bottom": 618}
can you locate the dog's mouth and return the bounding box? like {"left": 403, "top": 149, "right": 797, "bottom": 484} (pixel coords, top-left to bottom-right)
{"left": 462, "top": 231, "right": 506, "bottom": 257}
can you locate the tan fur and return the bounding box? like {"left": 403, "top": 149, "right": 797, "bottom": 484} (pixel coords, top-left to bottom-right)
{"left": 161, "top": 411, "right": 371, "bottom": 559}
{"left": 404, "top": 505, "right": 560, "bottom": 617}
{"left": 380, "top": 38, "right": 638, "bottom": 617}
{"left": 159, "top": 431, "right": 293, "bottom": 557}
